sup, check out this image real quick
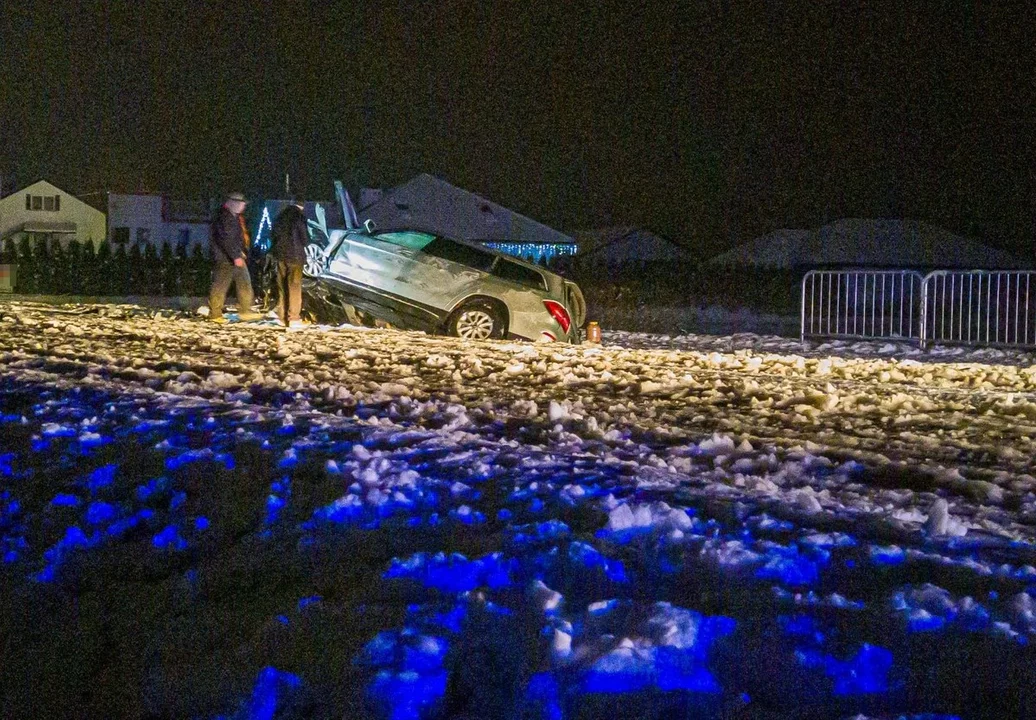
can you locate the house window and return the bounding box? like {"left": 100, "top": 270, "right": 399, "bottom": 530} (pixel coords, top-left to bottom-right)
{"left": 24, "top": 194, "right": 61, "bottom": 211}
{"left": 112, "top": 227, "right": 130, "bottom": 244}
{"left": 136, "top": 228, "right": 151, "bottom": 245}
{"left": 178, "top": 228, "right": 191, "bottom": 249}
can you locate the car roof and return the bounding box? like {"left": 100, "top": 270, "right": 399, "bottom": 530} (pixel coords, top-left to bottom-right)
{"left": 356, "top": 227, "right": 564, "bottom": 280}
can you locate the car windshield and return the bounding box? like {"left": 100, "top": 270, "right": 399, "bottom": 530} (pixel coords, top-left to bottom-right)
{"left": 372, "top": 231, "right": 435, "bottom": 251}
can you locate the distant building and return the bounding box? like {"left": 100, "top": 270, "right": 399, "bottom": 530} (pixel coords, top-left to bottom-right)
{"left": 0, "top": 180, "right": 106, "bottom": 249}
{"left": 572, "top": 227, "right": 693, "bottom": 272}
{"left": 359, "top": 174, "right": 577, "bottom": 265}
{"left": 707, "top": 218, "right": 1026, "bottom": 270}
{"left": 106, "top": 193, "right": 213, "bottom": 252}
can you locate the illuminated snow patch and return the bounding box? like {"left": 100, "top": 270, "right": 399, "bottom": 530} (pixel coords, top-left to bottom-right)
{"left": 384, "top": 552, "right": 515, "bottom": 593}
{"left": 152, "top": 524, "right": 188, "bottom": 552}
{"left": 795, "top": 643, "right": 894, "bottom": 696}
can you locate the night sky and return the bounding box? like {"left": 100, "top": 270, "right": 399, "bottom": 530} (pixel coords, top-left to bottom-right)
{"left": 2, "top": 2, "right": 1033, "bottom": 255}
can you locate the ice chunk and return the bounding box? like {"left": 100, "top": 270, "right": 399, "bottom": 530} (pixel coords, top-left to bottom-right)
{"left": 607, "top": 504, "right": 635, "bottom": 532}
{"left": 548, "top": 401, "right": 568, "bottom": 422}
{"left": 925, "top": 498, "right": 967, "bottom": 537}
{"left": 528, "top": 579, "right": 563, "bottom": 612}
{"left": 794, "top": 490, "right": 823, "bottom": 515}
{"left": 552, "top": 629, "right": 572, "bottom": 658}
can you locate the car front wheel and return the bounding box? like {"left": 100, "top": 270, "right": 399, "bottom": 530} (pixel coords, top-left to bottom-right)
{"left": 448, "top": 301, "right": 505, "bottom": 340}
{"left": 303, "top": 243, "right": 325, "bottom": 277}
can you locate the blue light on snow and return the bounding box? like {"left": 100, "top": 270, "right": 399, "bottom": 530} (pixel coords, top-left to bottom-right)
{"left": 796, "top": 643, "right": 894, "bottom": 696}
{"left": 580, "top": 657, "right": 655, "bottom": 694}
{"left": 107, "top": 508, "right": 155, "bottom": 539}
{"left": 135, "top": 478, "right": 168, "bottom": 502}
{"left": 43, "top": 424, "right": 77, "bottom": 438}
{"left": 384, "top": 552, "right": 512, "bottom": 594}
{"left": 245, "top": 666, "right": 302, "bottom": 720}
{"left": 654, "top": 647, "right": 723, "bottom": 693}
{"left": 755, "top": 553, "right": 820, "bottom": 586}
{"left": 169, "top": 492, "right": 187, "bottom": 511}
{"left": 781, "top": 614, "right": 826, "bottom": 644}
{"left": 266, "top": 495, "right": 286, "bottom": 525}
{"left": 401, "top": 635, "right": 448, "bottom": 674}
{"left": 85, "top": 501, "right": 117, "bottom": 526}
{"left": 870, "top": 545, "right": 906, "bottom": 566}
{"left": 524, "top": 672, "right": 563, "bottom": 720}
{"left": 51, "top": 493, "right": 81, "bottom": 508}
{"left": 368, "top": 669, "right": 447, "bottom": 720}
{"left": 87, "top": 464, "right": 118, "bottom": 493}
{"left": 298, "top": 595, "right": 322, "bottom": 611}
{"left": 907, "top": 611, "right": 946, "bottom": 632}
{"left": 152, "top": 525, "right": 188, "bottom": 551}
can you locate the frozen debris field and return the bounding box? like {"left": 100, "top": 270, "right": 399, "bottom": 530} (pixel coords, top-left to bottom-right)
{"left": 1, "top": 300, "right": 1035, "bottom": 719}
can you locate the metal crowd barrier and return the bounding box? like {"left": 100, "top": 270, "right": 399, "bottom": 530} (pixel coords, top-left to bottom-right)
{"left": 924, "top": 271, "right": 1036, "bottom": 348}
{"left": 801, "top": 269, "right": 1036, "bottom": 349}
{"left": 801, "top": 270, "right": 924, "bottom": 343}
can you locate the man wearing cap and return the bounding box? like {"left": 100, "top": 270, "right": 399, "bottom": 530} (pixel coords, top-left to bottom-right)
{"left": 271, "top": 199, "right": 310, "bottom": 327}
{"left": 208, "top": 192, "right": 262, "bottom": 322}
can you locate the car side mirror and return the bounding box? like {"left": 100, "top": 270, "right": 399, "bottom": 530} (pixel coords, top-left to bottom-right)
{"left": 364, "top": 218, "right": 376, "bottom": 233}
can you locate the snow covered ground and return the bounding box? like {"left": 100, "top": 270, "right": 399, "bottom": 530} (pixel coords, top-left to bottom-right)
{"left": 1, "top": 300, "right": 1035, "bottom": 719}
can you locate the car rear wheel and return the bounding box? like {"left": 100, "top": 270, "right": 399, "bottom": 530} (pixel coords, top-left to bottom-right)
{"left": 448, "top": 301, "right": 505, "bottom": 340}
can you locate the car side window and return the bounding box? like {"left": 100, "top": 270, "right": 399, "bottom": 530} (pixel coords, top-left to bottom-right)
{"left": 420, "top": 237, "right": 496, "bottom": 272}
{"left": 372, "top": 231, "right": 436, "bottom": 251}
{"left": 491, "top": 259, "right": 548, "bottom": 291}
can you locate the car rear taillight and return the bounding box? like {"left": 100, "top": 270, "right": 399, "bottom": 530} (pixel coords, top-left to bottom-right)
{"left": 543, "top": 300, "right": 571, "bottom": 334}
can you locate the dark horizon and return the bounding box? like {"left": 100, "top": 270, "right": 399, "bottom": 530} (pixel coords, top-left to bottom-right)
{"left": 3, "top": 1, "right": 1033, "bottom": 255}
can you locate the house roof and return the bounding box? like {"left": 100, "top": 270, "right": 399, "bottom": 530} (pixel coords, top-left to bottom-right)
{"left": 360, "top": 174, "right": 573, "bottom": 246}
{"left": 572, "top": 226, "right": 691, "bottom": 261}
{"left": 707, "top": 218, "right": 1026, "bottom": 270}
{"left": 0, "top": 180, "right": 106, "bottom": 220}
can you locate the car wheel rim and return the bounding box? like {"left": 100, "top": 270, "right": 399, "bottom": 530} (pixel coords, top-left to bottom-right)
{"left": 456, "top": 310, "right": 495, "bottom": 339}
{"left": 303, "top": 245, "right": 323, "bottom": 277}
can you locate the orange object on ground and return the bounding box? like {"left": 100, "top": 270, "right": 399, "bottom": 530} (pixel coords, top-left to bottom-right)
{"left": 586, "top": 321, "right": 602, "bottom": 343}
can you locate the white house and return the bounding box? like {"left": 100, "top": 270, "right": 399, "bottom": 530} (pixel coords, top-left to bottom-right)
{"left": 0, "top": 180, "right": 106, "bottom": 249}
{"left": 359, "top": 174, "right": 577, "bottom": 264}
{"left": 106, "top": 193, "right": 212, "bottom": 252}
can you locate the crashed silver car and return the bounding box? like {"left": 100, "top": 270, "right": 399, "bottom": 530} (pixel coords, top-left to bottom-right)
{"left": 301, "top": 184, "right": 586, "bottom": 342}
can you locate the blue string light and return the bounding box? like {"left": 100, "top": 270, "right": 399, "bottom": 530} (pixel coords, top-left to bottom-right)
{"left": 483, "top": 242, "right": 578, "bottom": 264}
{"left": 254, "top": 206, "right": 273, "bottom": 253}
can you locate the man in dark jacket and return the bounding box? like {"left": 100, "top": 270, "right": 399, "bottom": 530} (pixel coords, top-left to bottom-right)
{"left": 270, "top": 199, "right": 310, "bottom": 327}
{"left": 208, "top": 192, "right": 261, "bottom": 322}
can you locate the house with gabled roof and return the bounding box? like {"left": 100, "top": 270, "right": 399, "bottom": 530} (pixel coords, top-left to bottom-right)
{"left": 358, "top": 173, "right": 577, "bottom": 265}
{"left": 0, "top": 180, "right": 106, "bottom": 249}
